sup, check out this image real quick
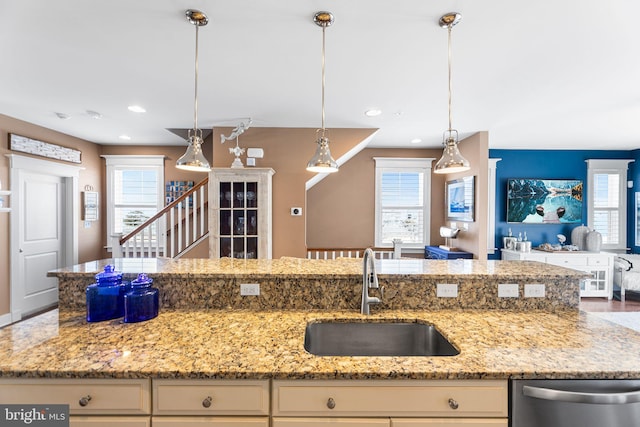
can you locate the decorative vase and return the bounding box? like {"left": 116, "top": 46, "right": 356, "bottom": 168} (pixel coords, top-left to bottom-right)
{"left": 571, "top": 225, "right": 590, "bottom": 250}
{"left": 585, "top": 230, "right": 602, "bottom": 252}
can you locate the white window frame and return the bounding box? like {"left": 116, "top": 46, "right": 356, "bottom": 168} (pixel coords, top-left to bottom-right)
{"left": 374, "top": 157, "right": 434, "bottom": 249}
{"left": 102, "top": 155, "right": 165, "bottom": 251}
{"left": 586, "top": 158, "right": 634, "bottom": 251}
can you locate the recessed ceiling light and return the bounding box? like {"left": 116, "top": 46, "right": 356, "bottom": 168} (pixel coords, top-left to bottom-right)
{"left": 119, "top": 135, "right": 132, "bottom": 141}
{"left": 55, "top": 112, "right": 70, "bottom": 120}
{"left": 411, "top": 138, "right": 422, "bottom": 144}
{"left": 128, "top": 105, "right": 146, "bottom": 113}
{"left": 364, "top": 109, "right": 382, "bottom": 117}
{"left": 86, "top": 110, "right": 102, "bottom": 119}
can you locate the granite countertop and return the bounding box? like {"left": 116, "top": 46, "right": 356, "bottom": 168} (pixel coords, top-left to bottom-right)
{"left": 1, "top": 308, "right": 639, "bottom": 381}
{"left": 50, "top": 257, "right": 590, "bottom": 279}
{"left": 51, "top": 258, "right": 587, "bottom": 312}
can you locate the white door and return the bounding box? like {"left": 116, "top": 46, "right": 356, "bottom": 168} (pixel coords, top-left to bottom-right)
{"left": 8, "top": 154, "right": 80, "bottom": 324}
{"left": 17, "top": 171, "right": 66, "bottom": 316}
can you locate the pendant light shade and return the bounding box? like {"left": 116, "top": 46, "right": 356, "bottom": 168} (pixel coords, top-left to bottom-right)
{"left": 433, "top": 12, "right": 470, "bottom": 175}
{"left": 307, "top": 136, "right": 338, "bottom": 173}
{"left": 176, "top": 9, "right": 211, "bottom": 172}
{"left": 306, "top": 11, "right": 338, "bottom": 174}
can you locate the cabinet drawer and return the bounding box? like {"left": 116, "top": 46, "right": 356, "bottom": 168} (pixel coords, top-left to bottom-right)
{"left": 70, "top": 416, "right": 150, "bottom": 427}
{"left": 273, "top": 418, "right": 389, "bottom": 427}
{"left": 272, "top": 380, "right": 508, "bottom": 417}
{"left": 153, "top": 379, "right": 269, "bottom": 415}
{"left": 152, "top": 416, "right": 269, "bottom": 426}
{"left": 587, "top": 256, "right": 610, "bottom": 266}
{"left": 0, "top": 379, "right": 150, "bottom": 414}
{"left": 544, "top": 256, "right": 583, "bottom": 267}
{"left": 391, "top": 419, "right": 507, "bottom": 427}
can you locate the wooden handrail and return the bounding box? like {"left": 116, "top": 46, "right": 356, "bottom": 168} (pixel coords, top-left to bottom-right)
{"left": 120, "top": 177, "right": 209, "bottom": 245}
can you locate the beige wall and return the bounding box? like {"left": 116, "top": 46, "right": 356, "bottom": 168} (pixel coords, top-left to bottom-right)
{"left": 0, "top": 114, "right": 103, "bottom": 316}
{"left": 306, "top": 133, "right": 489, "bottom": 259}
{"left": 441, "top": 132, "right": 490, "bottom": 259}
{"left": 212, "top": 127, "right": 378, "bottom": 258}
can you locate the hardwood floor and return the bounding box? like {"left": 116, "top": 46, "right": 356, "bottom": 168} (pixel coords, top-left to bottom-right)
{"left": 580, "top": 297, "right": 640, "bottom": 312}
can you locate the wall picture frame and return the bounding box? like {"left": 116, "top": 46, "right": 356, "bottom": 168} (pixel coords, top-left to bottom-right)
{"left": 506, "top": 178, "right": 583, "bottom": 224}
{"left": 446, "top": 176, "right": 475, "bottom": 222}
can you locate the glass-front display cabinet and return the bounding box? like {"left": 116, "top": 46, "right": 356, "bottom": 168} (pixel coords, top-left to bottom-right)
{"left": 209, "top": 168, "right": 274, "bottom": 259}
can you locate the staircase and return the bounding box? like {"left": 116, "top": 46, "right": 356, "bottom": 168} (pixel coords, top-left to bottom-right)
{"left": 112, "top": 178, "right": 209, "bottom": 258}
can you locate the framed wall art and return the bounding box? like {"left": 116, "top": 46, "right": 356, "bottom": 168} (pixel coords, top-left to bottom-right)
{"left": 9, "top": 133, "right": 82, "bottom": 164}
{"left": 446, "top": 175, "right": 475, "bottom": 222}
{"left": 507, "top": 178, "right": 583, "bottom": 224}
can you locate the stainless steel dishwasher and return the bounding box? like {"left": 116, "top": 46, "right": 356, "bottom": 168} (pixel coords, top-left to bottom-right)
{"left": 512, "top": 379, "right": 640, "bottom": 427}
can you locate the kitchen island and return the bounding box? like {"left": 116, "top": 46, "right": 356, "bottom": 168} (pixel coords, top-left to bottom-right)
{"left": 0, "top": 256, "right": 635, "bottom": 380}
{"left": 2, "top": 258, "right": 639, "bottom": 426}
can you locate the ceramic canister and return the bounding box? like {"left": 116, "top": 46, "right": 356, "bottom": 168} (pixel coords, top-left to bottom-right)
{"left": 585, "top": 230, "right": 602, "bottom": 252}
{"left": 571, "top": 225, "right": 590, "bottom": 250}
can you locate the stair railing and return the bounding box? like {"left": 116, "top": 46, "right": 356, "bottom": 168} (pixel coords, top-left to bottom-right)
{"left": 115, "top": 177, "right": 209, "bottom": 258}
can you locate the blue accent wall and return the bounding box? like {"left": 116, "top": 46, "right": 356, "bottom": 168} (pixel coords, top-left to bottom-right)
{"left": 629, "top": 149, "right": 640, "bottom": 253}
{"left": 489, "top": 149, "right": 633, "bottom": 260}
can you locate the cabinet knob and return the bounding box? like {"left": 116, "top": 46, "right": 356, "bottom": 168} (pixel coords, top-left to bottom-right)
{"left": 448, "top": 398, "right": 459, "bottom": 410}
{"left": 202, "top": 396, "right": 213, "bottom": 408}
{"left": 79, "top": 395, "right": 92, "bottom": 407}
{"left": 327, "top": 397, "right": 336, "bottom": 409}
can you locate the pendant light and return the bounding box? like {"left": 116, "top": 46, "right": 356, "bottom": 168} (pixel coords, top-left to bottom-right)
{"left": 433, "top": 12, "right": 470, "bottom": 175}
{"left": 306, "top": 11, "right": 338, "bottom": 174}
{"left": 176, "top": 9, "right": 211, "bottom": 172}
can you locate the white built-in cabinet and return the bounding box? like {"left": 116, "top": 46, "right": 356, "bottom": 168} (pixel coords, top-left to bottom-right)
{"left": 501, "top": 249, "right": 614, "bottom": 299}
{"left": 208, "top": 168, "right": 275, "bottom": 259}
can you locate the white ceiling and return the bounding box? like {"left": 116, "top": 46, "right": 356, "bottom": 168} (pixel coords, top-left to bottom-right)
{"left": 1, "top": 0, "right": 639, "bottom": 150}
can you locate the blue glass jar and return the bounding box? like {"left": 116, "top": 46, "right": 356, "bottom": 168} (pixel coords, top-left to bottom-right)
{"left": 124, "top": 273, "right": 159, "bottom": 323}
{"left": 86, "top": 264, "right": 128, "bottom": 322}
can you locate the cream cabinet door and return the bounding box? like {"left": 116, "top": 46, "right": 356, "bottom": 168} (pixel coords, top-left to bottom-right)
{"left": 153, "top": 379, "right": 270, "bottom": 416}
{"left": 273, "top": 418, "right": 389, "bottom": 427}
{"left": 391, "top": 419, "right": 507, "bottom": 427}
{"left": 70, "top": 416, "right": 150, "bottom": 427}
{"left": 0, "top": 379, "right": 151, "bottom": 415}
{"left": 272, "top": 380, "right": 508, "bottom": 418}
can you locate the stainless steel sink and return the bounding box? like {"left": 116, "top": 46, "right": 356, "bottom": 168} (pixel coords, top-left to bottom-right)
{"left": 304, "top": 320, "right": 459, "bottom": 356}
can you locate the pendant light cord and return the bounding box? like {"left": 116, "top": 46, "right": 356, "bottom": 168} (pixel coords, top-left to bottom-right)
{"left": 321, "top": 24, "right": 327, "bottom": 137}
{"left": 447, "top": 24, "right": 453, "bottom": 133}
{"left": 193, "top": 23, "right": 200, "bottom": 134}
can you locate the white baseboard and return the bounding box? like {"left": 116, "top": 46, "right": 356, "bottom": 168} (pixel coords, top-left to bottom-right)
{"left": 0, "top": 312, "right": 13, "bottom": 328}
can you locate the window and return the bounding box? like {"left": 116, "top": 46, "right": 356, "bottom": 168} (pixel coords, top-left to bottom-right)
{"left": 587, "top": 159, "right": 633, "bottom": 250}
{"left": 374, "top": 158, "right": 434, "bottom": 248}
{"left": 103, "top": 155, "right": 165, "bottom": 250}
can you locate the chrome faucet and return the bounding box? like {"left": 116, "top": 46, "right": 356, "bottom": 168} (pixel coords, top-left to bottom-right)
{"left": 361, "top": 248, "right": 383, "bottom": 315}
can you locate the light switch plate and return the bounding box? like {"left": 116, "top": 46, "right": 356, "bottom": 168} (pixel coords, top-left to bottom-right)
{"left": 437, "top": 283, "right": 458, "bottom": 298}
{"left": 240, "top": 283, "right": 260, "bottom": 296}
{"left": 498, "top": 283, "right": 519, "bottom": 298}
{"left": 524, "top": 283, "right": 545, "bottom": 298}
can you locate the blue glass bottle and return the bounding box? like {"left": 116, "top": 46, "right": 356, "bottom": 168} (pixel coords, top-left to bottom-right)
{"left": 86, "top": 264, "right": 127, "bottom": 322}
{"left": 124, "top": 273, "right": 159, "bottom": 323}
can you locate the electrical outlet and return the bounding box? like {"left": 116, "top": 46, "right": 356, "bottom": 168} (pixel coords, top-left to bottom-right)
{"left": 498, "top": 283, "right": 519, "bottom": 298}
{"left": 524, "top": 283, "right": 545, "bottom": 298}
{"left": 240, "top": 283, "right": 260, "bottom": 296}
{"left": 291, "top": 207, "right": 303, "bottom": 216}
{"left": 437, "top": 283, "right": 458, "bottom": 298}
